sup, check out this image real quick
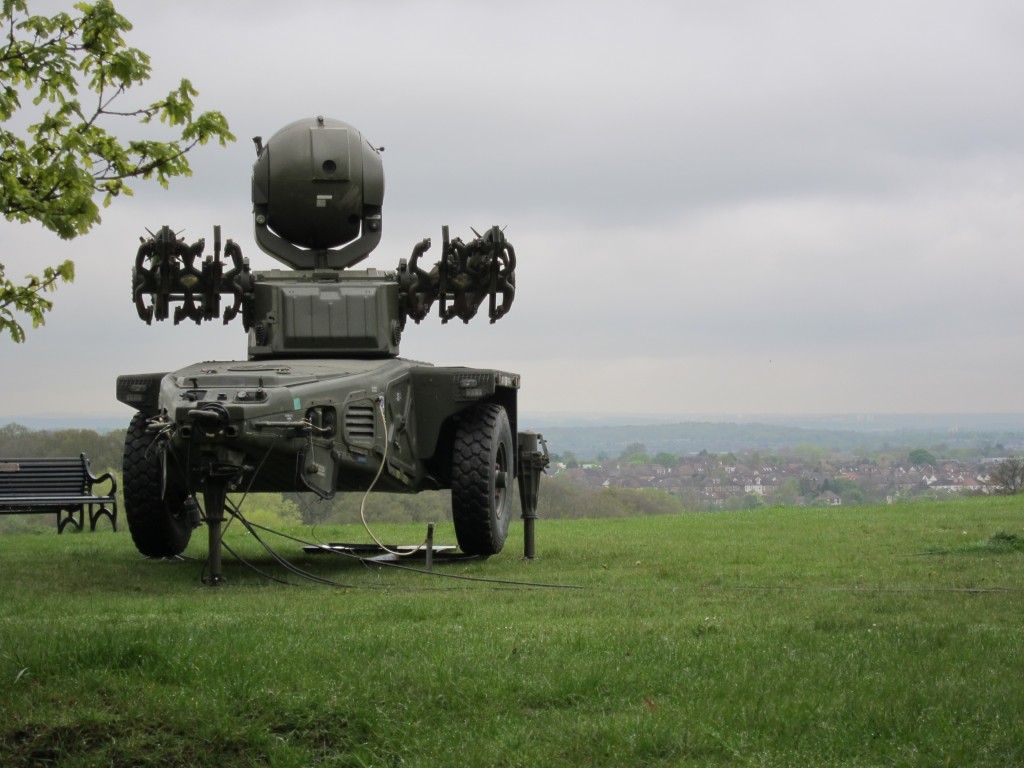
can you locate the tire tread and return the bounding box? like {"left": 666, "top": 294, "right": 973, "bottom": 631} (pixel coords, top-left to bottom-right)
{"left": 122, "top": 412, "right": 192, "bottom": 557}
{"left": 451, "top": 403, "right": 513, "bottom": 556}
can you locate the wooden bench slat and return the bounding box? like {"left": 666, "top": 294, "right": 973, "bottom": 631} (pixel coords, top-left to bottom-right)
{"left": 0, "top": 496, "right": 113, "bottom": 505}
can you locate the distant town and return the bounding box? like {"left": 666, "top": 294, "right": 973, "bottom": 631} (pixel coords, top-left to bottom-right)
{"left": 552, "top": 451, "right": 1010, "bottom": 510}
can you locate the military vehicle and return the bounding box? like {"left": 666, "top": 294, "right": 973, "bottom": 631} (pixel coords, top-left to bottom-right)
{"left": 115, "top": 116, "right": 546, "bottom": 581}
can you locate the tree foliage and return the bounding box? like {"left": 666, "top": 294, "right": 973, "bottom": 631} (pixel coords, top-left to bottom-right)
{"left": 0, "top": 421, "right": 122, "bottom": 470}
{"left": 988, "top": 457, "right": 1024, "bottom": 495}
{"left": 908, "top": 448, "right": 937, "bottom": 467}
{"left": 0, "top": 258, "right": 74, "bottom": 342}
{"left": 652, "top": 451, "right": 677, "bottom": 468}
{"left": 618, "top": 441, "right": 650, "bottom": 466}
{"left": 0, "top": 0, "right": 234, "bottom": 341}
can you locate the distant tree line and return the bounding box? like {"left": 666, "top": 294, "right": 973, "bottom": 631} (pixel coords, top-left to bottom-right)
{"left": 3, "top": 424, "right": 1022, "bottom": 536}
{"left": 0, "top": 423, "right": 123, "bottom": 471}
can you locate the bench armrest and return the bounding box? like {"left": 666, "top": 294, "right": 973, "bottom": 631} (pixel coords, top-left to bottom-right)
{"left": 81, "top": 454, "right": 118, "bottom": 497}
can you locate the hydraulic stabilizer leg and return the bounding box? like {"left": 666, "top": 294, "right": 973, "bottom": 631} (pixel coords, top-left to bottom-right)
{"left": 516, "top": 432, "right": 549, "bottom": 559}
{"left": 202, "top": 480, "right": 229, "bottom": 585}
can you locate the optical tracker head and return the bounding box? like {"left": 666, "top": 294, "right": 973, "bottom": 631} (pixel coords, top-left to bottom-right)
{"left": 251, "top": 116, "right": 384, "bottom": 270}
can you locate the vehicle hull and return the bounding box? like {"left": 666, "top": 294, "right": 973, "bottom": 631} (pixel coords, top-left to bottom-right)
{"left": 117, "top": 358, "right": 521, "bottom": 499}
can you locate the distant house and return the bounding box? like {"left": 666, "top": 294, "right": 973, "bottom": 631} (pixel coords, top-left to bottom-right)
{"left": 931, "top": 474, "right": 985, "bottom": 493}
{"left": 742, "top": 475, "right": 761, "bottom": 495}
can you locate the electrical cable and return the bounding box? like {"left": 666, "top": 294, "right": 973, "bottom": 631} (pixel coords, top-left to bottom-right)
{"left": 356, "top": 396, "right": 429, "bottom": 557}
{"left": 242, "top": 517, "right": 584, "bottom": 590}
{"left": 183, "top": 400, "right": 577, "bottom": 590}
{"left": 351, "top": 552, "right": 586, "bottom": 589}
{"left": 196, "top": 434, "right": 332, "bottom": 586}
{"left": 220, "top": 535, "right": 294, "bottom": 586}
{"left": 225, "top": 496, "right": 355, "bottom": 588}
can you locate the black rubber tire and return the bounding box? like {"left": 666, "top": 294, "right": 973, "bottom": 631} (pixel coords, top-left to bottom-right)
{"left": 451, "top": 403, "right": 515, "bottom": 556}
{"left": 122, "top": 411, "right": 193, "bottom": 557}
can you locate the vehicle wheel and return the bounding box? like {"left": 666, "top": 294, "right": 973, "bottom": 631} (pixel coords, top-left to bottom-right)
{"left": 122, "top": 411, "right": 193, "bottom": 557}
{"left": 451, "top": 403, "right": 515, "bottom": 556}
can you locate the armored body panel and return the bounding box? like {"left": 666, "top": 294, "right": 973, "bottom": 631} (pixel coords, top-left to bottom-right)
{"left": 117, "top": 359, "right": 519, "bottom": 497}
{"left": 246, "top": 270, "right": 402, "bottom": 358}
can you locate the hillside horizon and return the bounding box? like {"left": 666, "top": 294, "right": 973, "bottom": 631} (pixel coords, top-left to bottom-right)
{"left": 5, "top": 411, "right": 1024, "bottom": 434}
{"left": 5, "top": 412, "right": 1024, "bottom": 459}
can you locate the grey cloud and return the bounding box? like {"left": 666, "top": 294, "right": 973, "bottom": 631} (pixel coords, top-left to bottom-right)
{"left": 4, "top": 0, "right": 1024, "bottom": 418}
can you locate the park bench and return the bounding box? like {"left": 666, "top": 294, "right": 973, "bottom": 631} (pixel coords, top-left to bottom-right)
{"left": 0, "top": 455, "right": 118, "bottom": 532}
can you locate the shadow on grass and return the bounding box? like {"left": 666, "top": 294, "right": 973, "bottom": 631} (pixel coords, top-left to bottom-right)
{"left": 4, "top": 708, "right": 372, "bottom": 768}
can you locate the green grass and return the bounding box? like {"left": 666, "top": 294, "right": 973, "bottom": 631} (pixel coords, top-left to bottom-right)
{"left": 2, "top": 497, "right": 1024, "bottom": 766}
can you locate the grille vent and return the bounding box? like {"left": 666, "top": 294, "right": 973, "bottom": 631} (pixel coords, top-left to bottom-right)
{"left": 344, "top": 401, "right": 376, "bottom": 445}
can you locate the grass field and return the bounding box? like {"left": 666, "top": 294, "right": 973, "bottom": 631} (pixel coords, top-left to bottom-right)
{"left": 1, "top": 497, "right": 1023, "bottom": 767}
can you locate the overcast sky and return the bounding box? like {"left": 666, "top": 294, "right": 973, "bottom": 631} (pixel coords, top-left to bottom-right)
{"left": 4, "top": 0, "right": 1024, "bottom": 425}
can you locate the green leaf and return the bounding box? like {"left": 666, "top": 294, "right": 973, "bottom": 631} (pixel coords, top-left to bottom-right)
{"left": 0, "top": 0, "right": 232, "bottom": 341}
